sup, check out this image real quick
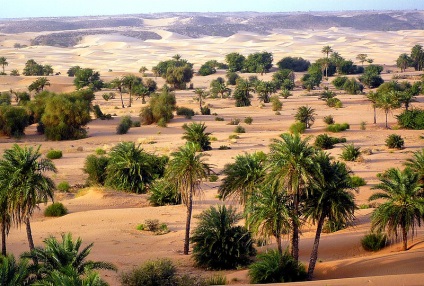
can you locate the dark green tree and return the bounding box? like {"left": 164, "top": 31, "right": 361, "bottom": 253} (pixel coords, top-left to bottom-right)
{"left": 28, "top": 77, "right": 50, "bottom": 93}
{"left": 182, "top": 122, "right": 212, "bottom": 151}
{"left": 225, "top": 52, "right": 246, "bottom": 72}
{"left": 74, "top": 68, "right": 103, "bottom": 91}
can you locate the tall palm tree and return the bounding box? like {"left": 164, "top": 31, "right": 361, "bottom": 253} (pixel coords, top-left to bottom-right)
{"left": 0, "top": 255, "right": 31, "bottom": 285}
{"left": 234, "top": 79, "right": 254, "bottom": 107}
{"left": 134, "top": 84, "right": 150, "bottom": 104}
{"left": 267, "top": 133, "right": 317, "bottom": 261}
{"left": 181, "top": 122, "right": 212, "bottom": 151}
{"left": 22, "top": 233, "right": 116, "bottom": 277}
{"left": 0, "top": 188, "right": 11, "bottom": 255}
{"left": 122, "top": 75, "right": 142, "bottom": 107}
{"left": 165, "top": 142, "right": 212, "bottom": 255}
{"left": 304, "top": 152, "right": 356, "bottom": 280}
{"left": 376, "top": 91, "right": 401, "bottom": 129}
{"left": 193, "top": 88, "right": 208, "bottom": 110}
{"left": 218, "top": 152, "right": 267, "bottom": 208}
{"left": 246, "top": 184, "right": 292, "bottom": 255}
{"left": 366, "top": 91, "right": 379, "bottom": 124}
{"left": 109, "top": 77, "right": 125, "bottom": 108}
{"left": 356, "top": 54, "right": 368, "bottom": 66}
{"left": 0, "top": 57, "right": 8, "bottom": 74}
{"left": 294, "top": 106, "right": 316, "bottom": 129}
{"left": 404, "top": 149, "right": 424, "bottom": 183}
{"left": 214, "top": 82, "right": 231, "bottom": 98}
{"left": 28, "top": 77, "right": 50, "bottom": 93}
{"left": 396, "top": 53, "right": 412, "bottom": 72}
{"left": 321, "top": 46, "right": 333, "bottom": 78}
{"left": 0, "top": 144, "right": 56, "bottom": 252}
{"left": 369, "top": 168, "right": 424, "bottom": 251}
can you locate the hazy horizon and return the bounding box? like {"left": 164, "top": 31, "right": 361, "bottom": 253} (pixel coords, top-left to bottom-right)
{"left": 2, "top": 0, "right": 423, "bottom": 19}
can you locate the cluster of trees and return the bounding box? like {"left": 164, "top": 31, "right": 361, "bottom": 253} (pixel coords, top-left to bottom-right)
{"left": 198, "top": 60, "right": 227, "bottom": 76}
{"left": 396, "top": 44, "right": 424, "bottom": 72}
{"left": 22, "top": 59, "right": 54, "bottom": 76}
{"left": 152, "top": 55, "right": 194, "bottom": 89}
{"left": 225, "top": 51, "right": 273, "bottom": 74}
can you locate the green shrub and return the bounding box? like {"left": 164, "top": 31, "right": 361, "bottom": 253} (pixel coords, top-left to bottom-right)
{"left": 44, "top": 202, "right": 68, "bottom": 217}
{"left": 289, "top": 122, "right": 306, "bottom": 134}
{"left": 280, "top": 88, "right": 292, "bottom": 99}
{"left": 228, "top": 118, "right": 240, "bottom": 125}
{"left": 132, "top": 120, "right": 141, "bottom": 127}
{"left": 157, "top": 118, "right": 167, "bottom": 127}
{"left": 215, "top": 116, "right": 225, "bottom": 121}
{"left": 95, "top": 148, "right": 106, "bottom": 155}
{"left": 340, "top": 144, "right": 361, "bottom": 161}
{"left": 360, "top": 121, "right": 367, "bottom": 130}
{"left": 361, "top": 232, "right": 387, "bottom": 251}
{"left": 57, "top": 181, "right": 70, "bottom": 192}
{"left": 176, "top": 107, "right": 195, "bottom": 119}
{"left": 0, "top": 105, "right": 29, "bottom": 137}
{"left": 326, "top": 98, "right": 343, "bottom": 108}
{"left": 116, "top": 116, "right": 132, "bottom": 134}
{"left": 83, "top": 155, "right": 109, "bottom": 186}
{"left": 136, "top": 224, "right": 145, "bottom": 231}
{"left": 209, "top": 174, "right": 219, "bottom": 182}
{"left": 191, "top": 205, "right": 255, "bottom": 270}
{"left": 385, "top": 134, "right": 404, "bottom": 149}
{"left": 323, "top": 115, "right": 335, "bottom": 125}
{"left": 343, "top": 78, "right": 364, "bottom": 94}
{"left": 148, "top": 179, "right": 181, "bottom": 206}
{"left": 271, "top": 96, "right": 283, "bottom": 111}
{"left": 234, "top": 125, "right": 245, "bottom": 133}
{"left": 200, "top": 106, "right": 211, "bottom": 115}
{"left": 218, "top": 145, "right": 231, "bottom": 150}
{"left": 248, "top": 250, "right": 307, "bottom": 284}
{"left": 349, "top": 175, "right": 367, "bottom": 187}
{"left": 46, "top": 149, "right": 62, "bottom": 159}
{"left": 120, "top": 259, "right": 176, "bottom": 286}
{"left": 228, "top": 134, "right": 239, "bottom": 140}
{"left": 182, "top": 122, "right": 212, "bottom": 151}
{"left": 244, "top": 117, "right": 253, "bottom": 125}
{"left": 144, "top": 219, "right": 160, "bottom": 232}
{"left": 322, "top": 219, "right": 349, "bottom": 233}
{"left": 206, "top": 275, "right": 227, "bottom": 285}
{"left": 332, "top": 76, "right": 348, "bottom": 89}
{"left": 397, "top": 109, "right": 424, "bottom": 130}
{"left": 326, "top": 123, "right": 350, "bottom": 132}
{"left": 140, "top": 90, "right": 176, "bottom": 125}
{"left": 314, "top": 134, "right": 346, "bottom": 150}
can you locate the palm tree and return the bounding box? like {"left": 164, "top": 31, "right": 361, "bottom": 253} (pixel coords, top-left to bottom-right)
{"left": 165, "top": 142, "right": 212, "bottom": 255}
{"left": 233, "top": 79, "right": 253, "bottom": 107}
{"left": 193, "top": 88, "right": 208, "bottom": 110}
{"left": 376, "top": 91, "right": 401, "bottom": 128}
{"left": 369, "top": 168, "right": 424, "bottom": 251}
{"left": 122, "top": 75, "right": 142, "bottom": 107}
{"left": 22, "top": 233, "right": 116, "bottom": 278}
{"left": 0, "top": 57, "right": 8, "bottom": 74}
{"left": 172, "top": 54, "right": 182, "bottom": 61}
{"left": 28, "top": 77, "right": 50, "bottom": 93}
{"left": 246, "top": 184, "right": 292, "bottom": 255}
{"left": 181, "top": 122, "right": 212, "bottom": 151}
{"left": 0, "top": 188, "right": 11, "bottom": 255}
{"left": 35, "top": 268, "right": 107, "bottom": 286}
{"left": 0, "top": 255, "right": 31, "bottom": 285}
{"left": 110, "top": 77, "right": 125, "bottom": 108}
{"left": 218, "top": 152, "right": 267, "bottom": 207}
{"left": 321, "top": 46, "right": 333, "bottom": 78}
{"left": 295, "top": 106, "right": 316, "bottom": 129}
{"left": 366, "top": 91, "right": 379, "bottom": 124}
{"left": 356, "top": 54, "right": 368, "bottom": 66}
{"left": 267, "top": 133, "right": 317, "bottom": 261}
{"left": 396, "top": 53, "right": 412, "bottom": 72}
{"left": 134, "top": 84, "right": 150, "bottom": 104}
{"left": 255, "top": 81, "right": 276, "bottom": 103}
{"left": 139, "top": 66, "right": 148, "bottom": 75}
{"left": 304, "top": 152, "right": 356, "bottom": 279}
{"left": 0, "top": 144, "right": 56, "bottom": 252}
{"left": 213, "top": 81, "right": 231, "bottom": 98}
{"left": 404, "top": 149, "right": 424, "bottom": 183}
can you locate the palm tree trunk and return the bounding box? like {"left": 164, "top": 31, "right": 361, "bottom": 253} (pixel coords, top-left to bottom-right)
{"left": 183, "top": 185, "right": 194, "bottom": 255}
{"left": 385, "top": 111, "right": 389, "bottom": 129}
{"left": 128, "top": 92, "right": 132, "bottom": 108}
{"left": 276, "top": 233, "right": 283, "bottom": 255}
{"left": 1, "top": 217, "right": 6, "bottom": 255}
{"left": 307, "top": 215, "right": 326, "bottom": 280}
{"left": 119, "top": 90, "right": 124, "bottom": 108}
{"left": 402, "top": 227, "right": 408, "bottom": 251}
{"left": 373, "top": 106, "right": 377, "bottom": 124}
{"left": 291, "top": 193, "right": 300, "bottom": 262}
{"left": 25, "top": 216, "right": 35, "bottom": 251}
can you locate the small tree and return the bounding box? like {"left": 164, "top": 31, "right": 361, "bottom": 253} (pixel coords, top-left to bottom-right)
{"left": 74, "top": 68, "right": 103, "bottom": 91}
{"left": 295, "top": 106, "right": 316, "bottom": 129}
{"left": 28, "top": 77, "right": 50, "bottom": 93}
{"left": 376, "top": 91, "right": 401, "bottom": 129}
{"left": 182, "top": 122, "right": 212, "bottom": 151}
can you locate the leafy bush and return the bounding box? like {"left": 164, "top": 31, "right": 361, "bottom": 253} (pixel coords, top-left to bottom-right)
{"left": 322, "top": 219, "right": 349, "bottom": 233}
{"left": 228, "top": 118, "right": 240, "bottom": 125}
{"left": 349, "top": 176, "right": 367, "bottom": 187}
{"left": 132, "top": 121, "right": 141, "bottom": 127}
{"left": 191, "top": 205, "right": 255, "bottom": 270}
{"left": 314, "top": 134, "right": 346, "bottom": 150}
{"left": 271, "top": 96, "right": 283, "bottom": 111}
{"left": 326, "top": 123, "right": 350, "bottom": 132}
{"left": 361, "top": 232, "right": 387, "bottom": 251}
{"left": 280, "top": 89, "right": 292, "bottom": 99}
{"left": 148, "top": 179, "right": 181, "bottom": 206}
{"left": 228, "top": 134, "right": 239, "bottom": 140}
{"left": 176, "top": 107, "right": 195, "bottom": 119}
{"left": 244, "top": 117, "right": 253, "bottom": 124}
{"left": 157, "top": 118, "right": 167, "bottom": 127}
{"left": 117, "top": 116, "right": 132, "bottom": 134}
{"left": 46, "top": 149, "right": 62, "bottom": 159}
{"left": 200, "top": 105, "right": 211, "bottom": 115}
{"left": 323, "top": 115, "right": 335, "bottom": 125}
{"left": 215, "top": 116, "right": 225, "bottom": 121}
{"left": 289, "top": 122, "right": 306, "bottom": 134}
{"left": 182, "top": 122, "right": 212, "bottom": 151}
{"left": 397, "top": 109, "right": 424, "bottom": 129}
{"left": 234, "top": 125, "right": 246, "bottom": 133}
{"left": 44, "top": 202, "right": 68, "bottom": 217}
{"left": 343, "top": 78, "right": 364, "bottom": 94}
{"left": 219, "top": 145, "right": 231, "bottom": 150}
{"left": 326, "top": 98, "right": 343, "bottom": 108}
{"left": 209, "top": 174, "right": 219, "bottom": 182}
{"left": 385, "top": 134, "right": 405, "bottom": 149}
{"left": 57, "top": 181, "right": 70, "bottom": 192}
{"left": 360, "top": 121, "right": 367, "bottom": 130}
{"left": 248, "top": 250, "right": 307, "bottom": 284}
{"left": 277, "top": 56, "right": 310, "bottom": 72}
{"left": 120, "top": 259, "right": 176, "bottom": 286}
{"left": 83, "top": 155, "right": 109, "bottom": 186}
{"left": 340, "top": 144, "right": 361, "bottom": 161}
{"left": 140, "top": 89, "right": 176, "bottom": 125}
{"left": 0, "top": 105, "right": 30, "bottom": 137}
{"left": 226, "top": 72, "right": 240, "bottom": 85}
{"left": 332, "top": 76, "right": 348, "bottom": 89}
{"left": 206, "top": 275, "right": 227, "bottom": 285}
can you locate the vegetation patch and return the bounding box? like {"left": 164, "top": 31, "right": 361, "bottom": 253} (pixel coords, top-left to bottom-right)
{"left": 44, "top": 202, "right": 68, "bottom": 217}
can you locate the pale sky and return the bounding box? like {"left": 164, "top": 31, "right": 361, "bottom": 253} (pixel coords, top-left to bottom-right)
{"left": 1, "top": 0, "right": 423, "bottom": 18}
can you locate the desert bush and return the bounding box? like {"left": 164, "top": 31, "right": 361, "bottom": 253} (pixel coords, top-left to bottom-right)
{"left": 132, "top": 120, "right": 141, "bottom": 127}
{"left": 209, "top": 174, "right": 219, "bottom": 182}
{"left": 93, "top": 105, "right": 112, "bottom": 120}
{"left": 228, "top": 118, "right": 240, "bottom": 125}
{"left": 248, "top": 250, "right": 307, "bottom": 284}
{"left": 140, "top": 89, "right": 176, "bottom": 125}
{"left": 228, "top": 134, "right": 239, "bottom": 140}
{"left": 44, "top": 202, "right": 68, "bottom": 217}
{"left": 57, "top": 181, "right": 70, "bottom": 192}
{"left": 322, "top": 219, "right": 349, "bottom": 233}
{"left": 191, "top": 205, "right": 255, "bottom": 270}
{"left": 182, "top": 122, "right": 212, "bottom": 151}
{"left": 323, "top": 115, "right": 335, "bottom": 125}
{"left": 157, "top": 118, "right": 167, "bottom": 127}
{"left": 83, "top": 155, "right": 109, "bottom": 186}
{"left": 289, "top": 122, "right": 306, "bottom": 134}
{"left": 226, "top": 72, "right": 240, "bottom": 85}
{"left": 385, "top": 134, "right": 405, "bottom": 149}
{"left": 280, "top": 88, "right": 292, "bottom": 99}
{"left": 201, "top": 106, "right": 211, "bottom": 115}
{"left": 0, "top": 105, "right": 30, "bottom": 137}
{"left": 144, "top": 219, "right": 160, "bottom": 232}
{"left": 343, "top": 78, "right": 364, "bottom": 94}
{"left": 360, "top": 121, "right": 367, "bottom": 130}
{"left": 361, "top": 232, "right": 388, "bottom": 251}
{"left": 349, "top": 176, "right": 367, "bottom": 187}
{"left": 397, "top": 109, "right": 424, "bottom": 130}
{"left": 218, "top": 145, "right": 231, "bottom": 150}
{"left": 176, "top": 107, "right": 195, "bottom": 119}
{"left": 206, "top": 275, "right": 227, "bottom": 285}
{"left": 215, "top": 116, "right": 225, "bottom": 121}
{"left": 244, "top": 117, "right": 253, "bottom": 124}
{"left": 234, "top": 125, "right": 246, "bottom": 133}
{"left": 46, "top": 149, "right": 62, "bottom": 159}
{"left": 116, "top": 116, "right": 133, "bottom": 134}
{"left": 326, "top": 123, "right": 350, "bottom": 132}
{"left": 120, "top": 258, "right": 176, "bottom": 286}
{"left": 326, "top": 98, "right": 343, "bottom": 108}
{"left": 332, "top": 76, "right": 348, "bottom": 89}
{"left": 102, "top": 92, "right": 115, "bottom": 101}
{"left": 340, "top": 144, "right": 361, "bottom": 161}
{"left": 148, "top": 179, "right": 181, "bottom": 206}
{"left": 314, "top": 134, "right": 346, "bottom": 150}
{"left": 271, "top": 95, "right": 283, "bottom": 111}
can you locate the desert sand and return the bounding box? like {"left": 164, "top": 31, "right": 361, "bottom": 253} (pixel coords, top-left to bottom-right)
{"left": 0, "top": 26, "right": 424, "bottom": 285}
